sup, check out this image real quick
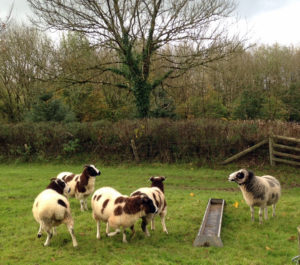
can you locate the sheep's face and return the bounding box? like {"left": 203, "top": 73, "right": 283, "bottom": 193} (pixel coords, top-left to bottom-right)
{"left": 141, "top": 195, "right": 158, "bottom": 214}
{"left": 85, "top": 164, "right": 101, "bottom": 177}
{"left": 228, "top": 169, "right": 253, "bottom": 185}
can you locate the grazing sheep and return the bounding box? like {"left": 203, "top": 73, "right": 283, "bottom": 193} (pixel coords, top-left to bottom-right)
{"left": 91, "top": 187, "right": 157, "bottom": 243}
{"left": 130, "top": 176, "right": 168, "bottom": 236}
{"left": 32, "top": 178, "right": 78, "bottom": 247}
{"left": 228, "top": 169, "right": 281, "bottom": 224}
{"left": 57, "top": 164, "right": 101, "bottom": 211}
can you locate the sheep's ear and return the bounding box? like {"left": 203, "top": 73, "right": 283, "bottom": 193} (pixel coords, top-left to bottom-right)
{"left": 161, "top": 176, "right": 166, "bottom": 181}
{"left": 50, "top": 177, "right": 56, "bottom": 181}
{"left": 84, "top": 164, "right": 90, "bottom": 168}
{"left": 149, "top": 176, "right": 154, "bottom": 182}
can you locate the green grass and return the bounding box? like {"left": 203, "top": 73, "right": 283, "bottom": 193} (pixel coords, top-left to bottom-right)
{"left": 0, "top": 163, "right": 299, "bottom": 265}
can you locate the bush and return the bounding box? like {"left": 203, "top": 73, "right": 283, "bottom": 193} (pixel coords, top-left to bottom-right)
{"left": 0, "top": 119, "right": 299, "bottom": 163}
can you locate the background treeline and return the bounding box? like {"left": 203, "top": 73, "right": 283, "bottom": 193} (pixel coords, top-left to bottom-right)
{"left": 0, "top": 119, "right": 299, "bottom": 163}
{"left": 1, "top": 23, "right": 300, "bottom": 123}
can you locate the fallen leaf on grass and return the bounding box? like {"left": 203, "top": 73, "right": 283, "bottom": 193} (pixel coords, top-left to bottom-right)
{"left": 265, "top": 246, "right": 272, "bottom": 251}
{"left": 51, "top": 257, "right": 56, "bottom": 262}
{"left": 288, "top": 235, "right": 296, "bottom": 241}
{"left": 190, "top": 192, "right": 195, "bottom": 197}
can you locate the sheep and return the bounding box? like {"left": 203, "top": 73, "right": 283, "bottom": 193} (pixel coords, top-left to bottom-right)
{"left": 56, "top": 164, "right": 101, "bottom": 211}
{"left": 228, "top": 169, "right": 281, "bottom": 224}
{"left": 91, "top": 187, "right": 158, "bottom": 243}
{"left": 130, "top": 176, "right": 168, "bottom": 236}
{"left": 32, "top": 178, "right": 78, "bottom": 247}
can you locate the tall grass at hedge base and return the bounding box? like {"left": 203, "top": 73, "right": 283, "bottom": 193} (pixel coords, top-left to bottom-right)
{"left": 0, "top": 119, "right": 299, "bottom": 163}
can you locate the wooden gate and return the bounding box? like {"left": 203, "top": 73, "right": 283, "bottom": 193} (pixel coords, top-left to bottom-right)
{"left": 269, "top": 135, "right": 300, "bottom": 166}
{"left": 221, "top": 135, "right": 300, "bottom": 166}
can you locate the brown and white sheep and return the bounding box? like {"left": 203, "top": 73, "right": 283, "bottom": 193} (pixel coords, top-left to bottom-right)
{"left": 32, "top": 178, "right": 78, "bottom": 247}
{"left": 130, "top": 176, "right": 168, "bottom": 236}
{"left": 56, "top": 164, "right": 101, "bottom": 211}
{"left": 91, "top": 187, "right": 157, "bottom": 243}
{"left": 228, "top": 169, "right": 281, "bottom": 224}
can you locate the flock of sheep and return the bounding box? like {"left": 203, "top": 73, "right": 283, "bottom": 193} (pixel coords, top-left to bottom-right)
{"left": 32, "top": 165, "right": 281, "bottom": 247}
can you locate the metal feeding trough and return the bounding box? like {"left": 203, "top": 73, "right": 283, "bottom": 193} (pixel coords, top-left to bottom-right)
{"left": 193, "top": 198, "right": 225, "bottom": 247}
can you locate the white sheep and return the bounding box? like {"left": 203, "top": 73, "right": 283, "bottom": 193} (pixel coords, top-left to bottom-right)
{"left": 91, "top": 187, "right": 158, "bottom": 243}
{"left": 228, "top": 169, "right": 281, "bottom": 224}
{"left": 32, "top": 178, "right": 78, "bottom": 247}
{"left": 130, "top": 176, "right": 168, "bottom": 236}
{"left": 56, "top": 164, "right": 101, "bottom": 211}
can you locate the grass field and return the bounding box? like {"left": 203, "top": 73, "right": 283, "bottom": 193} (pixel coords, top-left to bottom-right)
{"left": 0, "top": 163, "right": 299, "bottom": 265}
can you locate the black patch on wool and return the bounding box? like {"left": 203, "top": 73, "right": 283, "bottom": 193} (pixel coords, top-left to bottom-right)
{"left": 244, "top": 177, "right": 265, "bottom": 200}
{"left": 57, "top": 199, "right": 67, "bottom": 208}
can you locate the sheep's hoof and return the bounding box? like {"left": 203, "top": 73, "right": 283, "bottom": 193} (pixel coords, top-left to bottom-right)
{"left": 37, "top": 233, "right": 42, "bottom": 238}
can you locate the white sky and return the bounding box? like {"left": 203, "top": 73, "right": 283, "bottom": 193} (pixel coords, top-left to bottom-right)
{"left": 1, "top": 0, "right": 300, "bottom": 46}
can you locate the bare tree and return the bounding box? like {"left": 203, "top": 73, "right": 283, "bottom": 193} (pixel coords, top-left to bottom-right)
{"left": 27, "top": 0, "right": 244, "bottom": 117}
{"left": 0, "top": 4, "right": 13, "bottom": 34}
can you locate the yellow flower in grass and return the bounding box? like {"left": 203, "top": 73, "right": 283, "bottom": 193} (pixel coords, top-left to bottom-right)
{"left": 233, "top": 201, "right": 239, "bottom": 208}
{"left": 190, "top": 192, "right": 195, "bottom": 197}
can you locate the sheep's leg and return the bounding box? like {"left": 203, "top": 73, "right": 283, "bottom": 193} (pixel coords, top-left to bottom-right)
{"left": 141, "top": 216, "right": 150, "bottom": 237}
{"left": 258, "top": 207, "right": 263, "bottom": 224}
{"left": 272, "top": 204, "right": 276, "bottom": 217}
{"left": 84, "top": 198, "right": 88, "bottom": 211}
{"left": 107, "top": 229, "right": 121, "bottom": 237}
{"left": 250, "top": 206, "right": 255, "bottom": 222}
{"left": 96, "top": 220, "right": 101, "bottom": 239}
{"left": 130, "top": 225, "right": 136, "bottom": 239}
{"left": 44, "top": 229, "right": 53, "bottom": 246}
{"left": 160, "top": 212, "right": 168, "bottom": 234}
{"left": 264, "top": 207, "right": 268, "bottom": 220}
{"left": 122, "top": 228, "right": 128, "bottom": 243}
{"left": 80, "top": 200, "right": 85, "bottom": 212}
{"left": 66, "top": 224, "right": 78, "bottom": 247}
{"left": 52, "top": 227, "right": 57, "bottom": 236}
{"left": 37, "top": 224, "right": 42, "bottom": 238}
{"left": 151, "top": 218, "right": 155, "bottom": 231}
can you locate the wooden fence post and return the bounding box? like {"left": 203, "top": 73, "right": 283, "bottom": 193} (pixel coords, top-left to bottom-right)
{"left": 131, "top": 139, "right": 140, "bottom": 162}
{"left": 298, "top": 226, "right": 300, "bottom": 258}
{"left": 269, "top": 135, "right": 275, "bottom": 166}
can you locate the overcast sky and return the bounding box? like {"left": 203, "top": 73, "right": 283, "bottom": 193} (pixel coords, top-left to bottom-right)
{"left": 1, "top": 0, "right": 300, "bottom": 46}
